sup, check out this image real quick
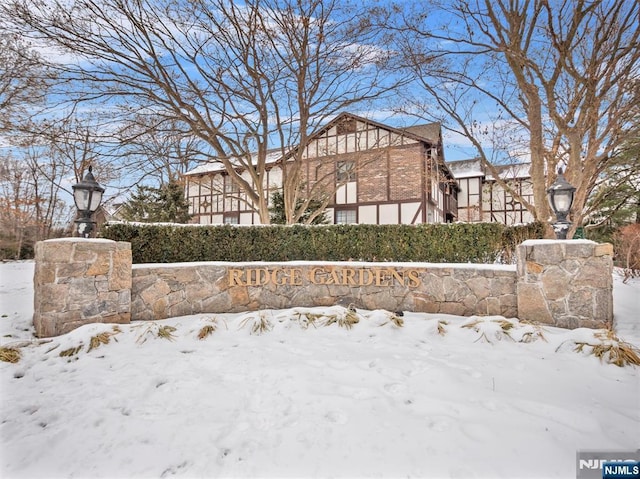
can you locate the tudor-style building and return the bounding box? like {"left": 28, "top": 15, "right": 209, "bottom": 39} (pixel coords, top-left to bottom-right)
{"left": 448, "top": 158, "right": 534, "bottom": 225}
{"left": 184, "top": 112, "right": 459, "bottom": 225}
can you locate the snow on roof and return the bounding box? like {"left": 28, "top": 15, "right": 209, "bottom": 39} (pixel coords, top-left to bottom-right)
{"left": 184, "top": 149, "right": 284, "bottom": 176}
{"left": 446, "top": 159, "right": 484, "bottom": 179}
{"left": 487, "top": 162, "right": 531, "bottom": 180}
{"left": 446, "top": 158, "right": 531, "bottom": 180}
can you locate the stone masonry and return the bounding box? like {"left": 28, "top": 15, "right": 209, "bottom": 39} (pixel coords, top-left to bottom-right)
{"left": 516, "top": 239, "right": 613, "bottom": 329}
{"left": 33, "top": 239, "right": 132, "bottom": 337}
{"left": 33, "top": 239, "right": 614, "bottom": 337}
{"left": 131, "top": 262, "right": 517, "bottom": 321}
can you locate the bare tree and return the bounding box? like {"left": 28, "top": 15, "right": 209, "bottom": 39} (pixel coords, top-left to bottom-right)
{"left": 0, "top": 32, "right": 52, "bottom": 132}
{"left": 586, "top": 136, "right": 640, "bottom": 228}
{"left": 386, "top": 0, "right": 640, "bottom": 237}
{"left": 4, "top": 0, "right": 401, "bottom": 224}
{"left": 1, "top": 110, "right": 122, "bottom": 250}
{"left": 117, "top": 116, "right": 202, "bottom": 186}
{"left": 0, "top": 155, "right": 36, "bottom": 258}
{"left": 0, "top": 148, "right": 73, "bottom": 258}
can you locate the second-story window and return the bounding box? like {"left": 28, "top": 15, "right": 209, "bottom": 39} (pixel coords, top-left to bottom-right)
{"left": 224, "top": 176, "right": 239, "bottom": 195}
{"left": 337, "top": 160, "right": 356, "bottom": 182}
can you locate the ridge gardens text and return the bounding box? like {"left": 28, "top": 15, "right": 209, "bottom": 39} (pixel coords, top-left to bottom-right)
{"left": 228, "top": 266, "right": 422, "bottom": 288}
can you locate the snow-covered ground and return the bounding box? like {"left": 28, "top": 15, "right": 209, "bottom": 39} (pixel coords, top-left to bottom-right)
{"left": 1, "top": 261, "right": 638, "bottom": 478}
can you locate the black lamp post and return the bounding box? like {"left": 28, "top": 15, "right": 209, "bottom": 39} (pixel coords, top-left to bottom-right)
{"left": 72, "top": 165, "right": 105, "bottom": 238}
{"left": 546, "top": 168, "right": 576, "bottom": 239}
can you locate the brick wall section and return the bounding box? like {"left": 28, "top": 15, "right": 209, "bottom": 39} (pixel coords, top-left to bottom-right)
{"left": 516, "top": 240, "right": 613, "bottom": 329}
{"left": 388, "top": 146, "right": 423, "bottom": 201}
{"left": 130, "top": 262, "right": 517, "bottom": 321}
{"left": 303, "top": 145, "right": 424, "bottom": 205}
{"left": 354, "top": 150, "right": 388, "bottom": 203}
{"left": 33, "top": 239, "right": 132, "bottom": 337}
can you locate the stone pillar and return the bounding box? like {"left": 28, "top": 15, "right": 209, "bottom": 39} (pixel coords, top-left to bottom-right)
{"left": 516, "top": 239, "right": 613, "bottom": 329}
{"left": 33, "top": 239, "right": 132, "bottom": 337}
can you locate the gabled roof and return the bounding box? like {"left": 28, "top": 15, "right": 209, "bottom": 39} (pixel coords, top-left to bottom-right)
{"left": 184, "top": 112, "right": 443, "bottom": 177}
{"left": 402, "top": 123, "right": 441, "bottom": 144}
{"left": 316, "top": 112, "right": 441, "bottom": 145}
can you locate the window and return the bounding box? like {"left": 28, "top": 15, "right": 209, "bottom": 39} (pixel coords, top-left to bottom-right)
{"left": 336, "top": 209, "right": 357, "bottom": 224}
{"left": 337, "top": 161, "right": 356, "bottom": 182}
{"left": 224, "top": 214, "right": 239, "bottom": 225}
{"left": 224, "top": 176, "right": 239, "bottom": 195}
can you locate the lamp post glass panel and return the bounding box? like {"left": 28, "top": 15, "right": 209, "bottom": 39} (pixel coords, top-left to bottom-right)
{"left": 72, "top": 166, "right": 105, "bottom": 238}
{"left": 546, "top": 168, "right": 576, "bottom": 240}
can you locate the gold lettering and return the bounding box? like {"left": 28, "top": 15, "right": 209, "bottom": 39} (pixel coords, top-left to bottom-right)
{"left": 229, "top": 269, "right": 245, "bottom": 286}
{"left": 231, "top": 266, "right": 420, "bottom": 288}
{"left": 375, "top": 269, "right": 395, "bottom": 286}
{"left": 310, "top": 267, "right": 326, "bottom": 284}
{"left": 389, "top": 269, "right": 405, "bottom": 285}
{"left": 406, "top": 270, "right": 421, "bottom": 288}
{"left": 358, "top": 269, "right": 373, "bottom": 286}
{"left": 342, "top": 268, "right": 357, "bottom": 286}
{"left": 290, "top": 268, "right": 303, "bottom": 286}
{"left": 255, "top": 268, "right": 269, "bottom": 286}
{"left": 271, "top": 269, "right": 286, "bottom": 286}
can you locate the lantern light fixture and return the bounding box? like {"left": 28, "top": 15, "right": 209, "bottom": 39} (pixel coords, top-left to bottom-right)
{"left": 546, "top": 167, "right": 576, "bottom": 240}
{"left": 72, "top": 165, "right": 105, "bottom": 238}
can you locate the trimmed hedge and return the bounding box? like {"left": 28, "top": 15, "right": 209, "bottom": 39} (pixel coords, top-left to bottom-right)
{"left": 101, "top": 222, "right": 545, "bottom": 264}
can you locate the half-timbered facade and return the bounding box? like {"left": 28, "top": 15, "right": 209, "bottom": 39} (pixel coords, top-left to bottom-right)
{"left": 184, "top": 113, "right": 459, "bottom": 225}
{"left": 447, "top": 158, "right": 534, "bottom": 225}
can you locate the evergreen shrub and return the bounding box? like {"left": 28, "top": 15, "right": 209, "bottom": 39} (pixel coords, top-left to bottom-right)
{"left": 101, "top": 222, "right": 545, "bottom": 264}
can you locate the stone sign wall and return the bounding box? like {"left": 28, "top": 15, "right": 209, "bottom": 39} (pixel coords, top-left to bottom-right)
{"left": 131, "top": 262, "right": 518, "bottom": 321}
{"left": 517, "top": 240, "right": 613, "bottom": 329}
{"left": 32, "top": 238, "right": 613, "bottom": 337}
{"left": 33, "top": 239, "right": 132, "bottom": 337}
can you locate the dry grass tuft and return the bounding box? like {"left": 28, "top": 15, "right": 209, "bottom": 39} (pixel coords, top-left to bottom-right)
{"left": 494, "top": 319, "right": 515, "bottom": 332}
{"left": 294, "top": 311, "right": 323, "bottom": 330}
{"left": 461, "top": 318, "right": 516, "bottom": 343}
{"left": 198, "top": 325, "right": 216, "bottom": 340}
{"left": 88, "top": 332, "right": 111, "bottom": 352}
{"left": 197, "top": 317, "right": 227, "bottom": 339}
{"left": 437, "top": 319, "right": 448, "bottom": 336}
{"left": 157, "top": 325, "right": 177, "bottom": 341}
{"left": 518, "top": 321, "right": 548, "bottom": 343}
{"left": 59, "top": 345, "right": 83, "bottom": 357}
{"left": 239, "top": 312, "right": 273, "bottom": 335}
{"left": 569, "top": 330, "right": 640, "bottom": 367}
{"left": 87, "top": 325, "right": 123, "bottom": 352}
{"left": 134, "top": 323, "right": 178, "bottom": 344}
{"left": 461, "top": 319, "right": 482, "bottom": 330}
{"left": 322, "top": 307, "right": 361, "bottom": 330}
{"left": 0, "top": 346, "right": 21, "bottom": 363}
{"left": 380, "top": 312, "right": 404, "bottom": 328}
{"left": 342, "top": 308, "right": 361, "bottom": 329}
